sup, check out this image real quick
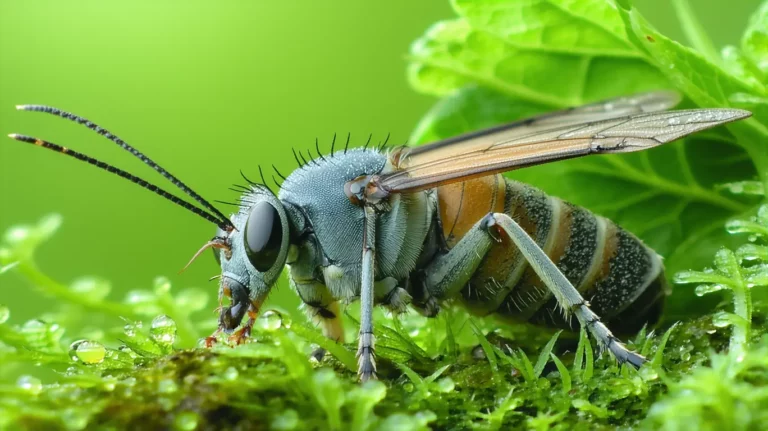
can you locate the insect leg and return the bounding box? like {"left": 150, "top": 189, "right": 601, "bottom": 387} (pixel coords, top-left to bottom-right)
{"left": 304, "top": 300, "right": 345, "bottom": 361}
{"left": 420, "top": 218, "right": 495, "bottom": 300}
{"left": 485, "top": 213, "right": 645, "bottom": 368}
{"left": 358, "top": 205, "right": 377, "bottom": 381}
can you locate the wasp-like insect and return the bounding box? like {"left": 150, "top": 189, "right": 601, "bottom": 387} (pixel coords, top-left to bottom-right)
{"left": 9, "top": 91, "right": 750, "bottom": 380}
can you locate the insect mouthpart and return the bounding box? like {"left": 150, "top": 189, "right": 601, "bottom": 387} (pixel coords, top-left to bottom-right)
{"left": 180, "top": 237, "right": 232, "bottom": 273}
{"left": 218, "top": 277, "right": 250, "bottom": 332}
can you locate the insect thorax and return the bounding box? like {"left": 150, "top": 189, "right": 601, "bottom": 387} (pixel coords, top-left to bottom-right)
{"left": 277, "top": 148, "right": 434, "bottom": 301}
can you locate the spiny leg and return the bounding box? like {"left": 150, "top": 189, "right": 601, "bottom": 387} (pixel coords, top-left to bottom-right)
{"left": 358, "top": 205, "right": 377, "bottom": 381}
{"left": 485, "top": 213, "right": 645, "bottom": 367}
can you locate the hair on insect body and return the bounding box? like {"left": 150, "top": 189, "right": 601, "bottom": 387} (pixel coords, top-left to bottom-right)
{"left": 9, "top": 92, "right": 752, "bottom": 381}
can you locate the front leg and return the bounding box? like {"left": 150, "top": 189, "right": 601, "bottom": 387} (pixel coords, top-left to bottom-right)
{"left": 358, "top": 205, "right": 377, "bottom": 381}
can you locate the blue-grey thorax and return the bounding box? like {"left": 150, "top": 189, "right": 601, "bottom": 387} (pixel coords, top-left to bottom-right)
{"left": 278, "top": 149, "right": 433, "bottom": 302}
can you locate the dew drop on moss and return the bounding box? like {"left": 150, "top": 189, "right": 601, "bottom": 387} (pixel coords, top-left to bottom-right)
{"left": 69, "top": 340, "right": 106, "bottom": 364}
{"left": 712, "top": 312, "right": 733, "bottom": 328}
{"left": 173, "top": 411, "right": 199, "bottom": 431}
{"left": 0, "top": 304, "right": 9, "bottom": 324}
{"left": 17, "top": 375, "right": 42, "bottom": 395}
{"left": 257, "top": 310, "right": 282, "bottom": 332}
{"left": 150, "top": 315, "right": 177, "bottom": 346}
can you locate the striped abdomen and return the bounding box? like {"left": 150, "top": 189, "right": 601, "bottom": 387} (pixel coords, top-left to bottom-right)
{"left": 436, "top": 175, "right": 669, "bottom": 333}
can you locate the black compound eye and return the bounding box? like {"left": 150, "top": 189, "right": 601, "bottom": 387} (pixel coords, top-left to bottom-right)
{"left": 244, "top": 201, "right": 283, "bottom": 272}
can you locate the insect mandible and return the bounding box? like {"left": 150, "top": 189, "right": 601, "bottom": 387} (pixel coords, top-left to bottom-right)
{"left": 9, "top": 91, "right": 751, "bottom": 381}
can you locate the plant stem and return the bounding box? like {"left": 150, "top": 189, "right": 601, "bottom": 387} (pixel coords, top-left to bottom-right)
{"left": 17, "top": 260, "right": 139, "bottom": 319}
{"left": 731, "top": 263, "right": 752, "bottom": 359}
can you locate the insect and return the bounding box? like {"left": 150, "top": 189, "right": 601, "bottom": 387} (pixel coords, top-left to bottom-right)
{"left": 9, "top": 91, "right": 750, "bottom": 381}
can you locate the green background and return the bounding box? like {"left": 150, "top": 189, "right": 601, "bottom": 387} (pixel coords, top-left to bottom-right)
{"left": 0, "top": 0, "right": 761, "bottom": 323}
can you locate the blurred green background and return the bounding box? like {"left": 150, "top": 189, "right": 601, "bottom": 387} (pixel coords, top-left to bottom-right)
{"left": 0, "top": 0, "right": 762, "bottom": 324}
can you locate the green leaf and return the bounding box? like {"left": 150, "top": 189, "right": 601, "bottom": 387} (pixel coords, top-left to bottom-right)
{"left": 408, "top": 0, "right": 670, "bottom": 107}
{"left": 533, "top": 330, "right": 561, "bottom": 378}
{"left": 742, "top": 2, "right": 768, "bottom": 77}
{"left": 550, "top": 353, "right": 571, "bottom": 393}
{"left": 616, "top": 1, "right": 768, "bottom": 183}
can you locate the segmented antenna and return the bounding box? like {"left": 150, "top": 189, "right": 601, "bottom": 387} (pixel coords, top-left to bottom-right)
{"left": 15, "top": 105, "right": 234, "bottom": 229}
{"left": 8, "top": 134, "right": 233, "bottom": 230}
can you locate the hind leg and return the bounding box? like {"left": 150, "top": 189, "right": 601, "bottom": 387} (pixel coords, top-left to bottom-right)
{"left": 485, "top": 213, "right": 644, "bottom": 367}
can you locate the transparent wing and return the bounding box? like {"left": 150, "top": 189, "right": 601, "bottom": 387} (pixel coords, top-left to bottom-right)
{"left": 380, "top": 95, "right": 750, "bottom": 193}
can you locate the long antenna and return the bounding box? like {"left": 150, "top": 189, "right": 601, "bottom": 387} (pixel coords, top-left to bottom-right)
{"left": 15, "top": 105, "right": 232, "bottom": 229}
{"left": 8, "top": 133, "right": 234, "bottom": 230}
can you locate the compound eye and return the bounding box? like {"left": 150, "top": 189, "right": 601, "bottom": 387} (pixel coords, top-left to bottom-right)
{"left": 244, "top": 201, "right": 283, "bottom": 272}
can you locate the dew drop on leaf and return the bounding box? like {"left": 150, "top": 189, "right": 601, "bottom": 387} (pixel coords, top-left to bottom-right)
{"left": 17, "top": 375, "right": 42, "bottom": 395}
{"left": 694, "top": 284, "right": 726, "bottom": 296}
{"left": 712, "top": 311, "right": 734, "bottom": 328}
{"left": 150, "top": 315, "right": 177, "bottom": 346}
{"left": 256, "top": 310, "right": 282, "bottom": 332}
{"left": 69, "top": 340, "right": 106, "bottom": 364}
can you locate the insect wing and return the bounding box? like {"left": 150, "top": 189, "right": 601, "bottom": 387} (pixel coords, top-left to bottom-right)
{"left": 380, "top": 99, "right": 750, "bottom": 193}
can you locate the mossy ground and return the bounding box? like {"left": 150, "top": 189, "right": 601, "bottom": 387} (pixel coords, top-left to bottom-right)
{"left": 2, "top": 211, "right": 768, "bottom": 430}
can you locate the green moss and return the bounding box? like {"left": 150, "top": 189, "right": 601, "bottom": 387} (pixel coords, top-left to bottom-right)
{"left": 2, "top": 207, "right": 768, "bottom": 430}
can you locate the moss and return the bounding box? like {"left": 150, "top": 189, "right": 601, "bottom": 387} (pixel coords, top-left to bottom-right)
{"left": 6, "top": 190, "right": 768, "bottom": 431}
{"left": 2, "top": 209, "right": 768, "bottom": 430}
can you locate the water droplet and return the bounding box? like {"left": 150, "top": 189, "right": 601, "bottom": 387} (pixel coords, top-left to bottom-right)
{"left": 681, "top": 351, "right": 691, "bottom": 361}
{"left": 695, "top": 284, "right": 725, "bottom": 296}
{"left": 69, "top": 340, "right": 106, "bottom": 364}
{"left": 403, "top": 382, "right": 414, "bottom": 393}
{"left": 150, "top": 315, "right": 177, "bottom": 346}
{"left": 256, "top": 310, "right": 282, "bottom": 332}
{"left": 712, "top": 311, "right": 734, "bottom": 328}
{"left": 0, "top": 305, "right": 9, "bottom": 324}
{"left": 17, "top": 375, "right": 42, "bottom": 395}
{"left": 173, "top": 411, "right": 199, "bottom": 431}
{"left": 434, "top": 377, "right": 455, "bottom": 393}
{"left": 223, "top": 366, "right": 239, "bottom": 381}
{"left": 158, "top": 378, "right": 178, "bottom": 394}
